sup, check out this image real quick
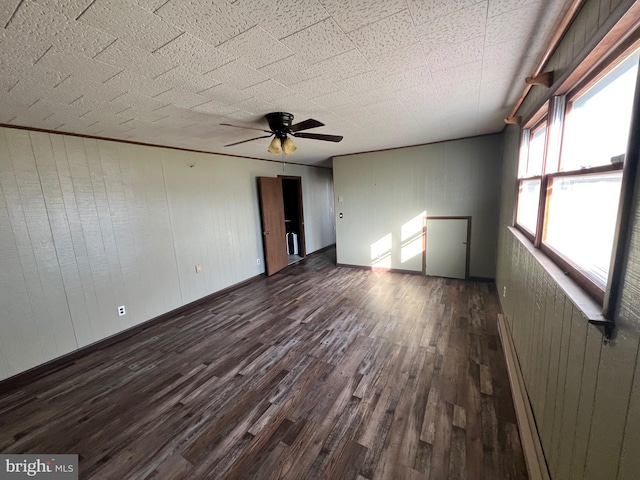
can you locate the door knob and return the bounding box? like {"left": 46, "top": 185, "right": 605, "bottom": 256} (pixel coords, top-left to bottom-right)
{"left": 264, "top": 231, "right": 270, "bottom": 235}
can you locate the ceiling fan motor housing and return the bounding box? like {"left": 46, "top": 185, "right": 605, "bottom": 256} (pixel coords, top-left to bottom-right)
{"left": 266, "top": 112, "right": 294, "bottom": 139}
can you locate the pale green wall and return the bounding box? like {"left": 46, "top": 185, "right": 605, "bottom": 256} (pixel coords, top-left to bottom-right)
{"left": 495, "top": 0, "right": 640, "bottom": 479}
{"left": 333, "top": 134, "right": 503, "bottom": 278}
{"left": 0, "top": 127, "right": 335, "bottom": 380}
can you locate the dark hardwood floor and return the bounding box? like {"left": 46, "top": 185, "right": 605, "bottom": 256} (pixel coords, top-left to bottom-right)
{"left": 0, "top": 248, "right": 527, "bottom": 479}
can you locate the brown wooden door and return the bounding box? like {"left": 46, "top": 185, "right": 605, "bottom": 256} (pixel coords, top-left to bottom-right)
{"left": 258, "top": 176, "right": 288, "bottom": 276}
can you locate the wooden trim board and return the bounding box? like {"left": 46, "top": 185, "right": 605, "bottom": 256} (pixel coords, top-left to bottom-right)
{"left": 507, "top": 0, "right": 585, "bottom": 120}
{"left": 521, "top": 0, "right": 640, "bottom": 124}
{"left": 497, "top": 313, "right": 551, "bottom": 480}
{"left": 0, "top": 123, "right": 333, "bottom": 170}
{"left": 331, "top": 132, "right": 500, "bottom": 158}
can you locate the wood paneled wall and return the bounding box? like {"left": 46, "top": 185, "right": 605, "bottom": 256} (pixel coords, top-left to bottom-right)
{"left": 0, "top": 127, "right": 335, "bottom": 381}
{"left": 495, "top": 1, "right": 640, "bottom": 478}
{"left": 332, "top": 134, "right": 503, "bottom": 278}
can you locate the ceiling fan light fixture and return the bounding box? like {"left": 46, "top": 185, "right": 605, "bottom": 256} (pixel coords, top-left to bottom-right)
{"left": 282, "top": 136, "right": 297, "bottom": 155}
{"left": 267, "top": 136, "right": 282, "bottom": 154}
{"left": 221, "top": 112, "right": 343, "bottom": 152}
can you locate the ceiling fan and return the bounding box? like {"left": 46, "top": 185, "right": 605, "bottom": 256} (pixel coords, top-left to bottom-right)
{"left": 221, "top": 112, "right": 343, "bottom": 155}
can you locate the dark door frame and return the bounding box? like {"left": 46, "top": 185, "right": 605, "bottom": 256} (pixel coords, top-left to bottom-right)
{"left": 422, "top": 216, "right": 472, "bottom": 279}
{"left": 278, "top": 175, "right": 306, "bottom": 257}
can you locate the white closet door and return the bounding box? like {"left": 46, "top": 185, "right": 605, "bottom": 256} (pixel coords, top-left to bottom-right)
{"left": 425, "top": 218, "right": 468, "bottom": 279}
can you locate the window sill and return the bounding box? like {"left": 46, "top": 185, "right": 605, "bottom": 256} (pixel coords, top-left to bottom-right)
{"left": 508, "top": 226, "right": 606, "bottom": 323}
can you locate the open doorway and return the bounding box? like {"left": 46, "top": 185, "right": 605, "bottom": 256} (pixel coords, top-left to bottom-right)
{"left": 280, "top": 176, "right": 306, "bottom": 265}
{"left": 257, "top": 175, "right": 306, "bottom": 277}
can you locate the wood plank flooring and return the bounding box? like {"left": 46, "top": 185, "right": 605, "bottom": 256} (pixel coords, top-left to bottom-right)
{"left": 0, "top": 248, "right": 527, "bottom": 479}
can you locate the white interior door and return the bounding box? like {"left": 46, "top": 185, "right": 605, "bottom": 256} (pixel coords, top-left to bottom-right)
{"left": 425, "top": 218, "right": 468, "bottom": 279}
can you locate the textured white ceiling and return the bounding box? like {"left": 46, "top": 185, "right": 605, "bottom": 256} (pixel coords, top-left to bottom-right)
{"left": 0, "top": 0, "right": 571, "bottom": 166}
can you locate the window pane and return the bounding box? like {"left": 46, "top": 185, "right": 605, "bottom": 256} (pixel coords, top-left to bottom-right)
{"left": 527, "top": 125, "right": 546, "bottom": 176}
{"left": 543, "top": 172, "right": 622, "bottom": 287}
{"left": 517, "top": 179, "right": 541, "bottom": 234}
{"left": 518, "top": 133, "right": 530, "bottom": 178}
{"left": 561, "top": 50, "right": 639, "bottom": 171}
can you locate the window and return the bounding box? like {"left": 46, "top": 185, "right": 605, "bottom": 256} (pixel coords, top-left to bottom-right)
{"left": 543, "top": 171, "right": 622, "bottom": 288}
{"left": 516, "top": 179, "right": 541, "bottom": 235}
{"left": 515, "top": 121, "right": 547, "bottom": 238}
{"left": 515, "top": 47, "right": 640, "bottom": 305}
{"left": 560, "top": 52, "right": 639, "bottom": 171}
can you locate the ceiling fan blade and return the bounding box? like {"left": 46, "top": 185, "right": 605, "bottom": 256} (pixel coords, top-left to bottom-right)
{"left": 224, "top": 135, "right": 272, "bottom": 147}
{"left": 220, "top": 123, "right": 272, "bottom": 134}
{"left": 292, "top": 132, "right": 343, "bottom": 142}
{"left": 289, "top": 118, "right": 324, "bottom": 132}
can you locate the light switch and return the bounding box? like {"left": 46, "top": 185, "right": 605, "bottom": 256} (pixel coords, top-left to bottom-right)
{"left": 195, "top": 264, "right": 202, "bottom": 273}
{"left": 338, "top": 196, "right": 344, "bottom": 203}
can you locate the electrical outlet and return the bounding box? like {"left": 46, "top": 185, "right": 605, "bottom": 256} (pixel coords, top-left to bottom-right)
{"left": 195, "top": 264, "right": 202, "bottom": 273}
{"left": 257, "top": 258, "right": 261, "bottom": 266}
{"left": 503, "top": 286, "right": 507, "bottom": 298}
{"left": 118, "top": 305, "right": 126, "bottom": 316}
